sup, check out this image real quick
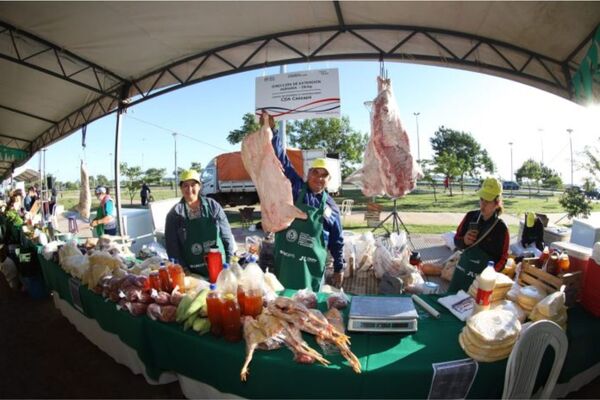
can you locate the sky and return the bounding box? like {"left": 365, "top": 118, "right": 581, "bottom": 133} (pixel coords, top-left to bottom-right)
{"left": 21, "top": 60, "right": 600, "bottom": 186}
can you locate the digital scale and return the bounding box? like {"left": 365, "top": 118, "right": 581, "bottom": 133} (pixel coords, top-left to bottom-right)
{"left": 347, "top": 296, "right": 419, "bottom": 333}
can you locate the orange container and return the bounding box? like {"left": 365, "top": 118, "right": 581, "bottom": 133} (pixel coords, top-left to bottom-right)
{"left": 242, "top": 289, "right": 263, "bottom": 318}
{"left": 206, "top": 284, "right": 223, "bottom": 336}
{"left": 168, "top": 264, "right": 186, "bottom": 292}
{"left": 582, "top": 258, "right": 600, "bottom": 317}
{"left": 221, "top": 295, "right": 242, "bottom": 342}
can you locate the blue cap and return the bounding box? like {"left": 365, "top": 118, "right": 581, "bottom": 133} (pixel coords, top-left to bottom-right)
{"left": 247, "top": 255, "right": 258, "bottom": 263}
{"left": 210, "top": 283, "right": 216, "bottom": 290}
{"left": 222, "top": 263, "right": 229, "bottom": 269}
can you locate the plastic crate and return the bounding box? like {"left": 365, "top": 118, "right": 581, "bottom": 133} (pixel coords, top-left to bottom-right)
{"left": 21, "top": 275, "right": 48, "bottom": 299}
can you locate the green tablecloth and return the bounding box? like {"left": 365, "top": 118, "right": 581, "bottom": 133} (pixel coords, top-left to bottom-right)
{"left": 38, "top": 254, "right": 600, "bottom": 399}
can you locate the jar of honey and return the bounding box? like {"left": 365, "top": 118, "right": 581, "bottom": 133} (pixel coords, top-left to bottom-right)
{"left": 242, "top": 289, "right": 263, "bottom": 318}
{"left": 558, "top": 251, "right": 570, "bottom": 274}
{"left": 221, "top": 293, "right": 242, "bottom": 342}
{"left": 168, "top": 262, "right": 186, "bottom": 292}
{"left": 149, "top": 271, "right": 161, "bottom": 291}
{"left": 158, "top": 266, "right": 172, "bottom": 292}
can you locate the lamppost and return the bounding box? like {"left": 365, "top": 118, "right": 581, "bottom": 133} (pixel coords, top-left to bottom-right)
{"left": 538, "top": 128, "right": 544, "bottom": 165}
{"left": 108, "top": 152, "right": 113, "bottom": 187}
{"left": 413, "top": 112, "right": 421, "bottom": 163}
{"left": 508, "top": 142, "right": 514, "bottom": 196}
{"left": 173, "top": 132, "right": 178, "bottom": 196}
{"left": 567, "top": 128, "right": 574, "bottom": 186}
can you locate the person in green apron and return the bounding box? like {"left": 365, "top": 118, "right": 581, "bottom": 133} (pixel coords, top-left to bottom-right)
{"left": 164, "top": 169, "right": 235, "bottom": 276}
{"left": 270, "top": 116, "right": 345, "bottom": 292}
{"left": 447, "top": 177, "right": 510, "bottom": 293}
{"left": 90, "top": 186, "right": 117, "bottom": 236}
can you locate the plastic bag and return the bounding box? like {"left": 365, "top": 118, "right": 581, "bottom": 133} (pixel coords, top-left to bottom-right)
{"left": 292, "top": 288, "right": 318, "bottom": 309}
{"left": 327, "top": 289, "right": 350, "bottom": 310}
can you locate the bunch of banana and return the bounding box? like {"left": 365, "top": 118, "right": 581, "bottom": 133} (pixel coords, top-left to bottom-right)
{"left": 176, "top": 288, "right": 211, "bottom": 335}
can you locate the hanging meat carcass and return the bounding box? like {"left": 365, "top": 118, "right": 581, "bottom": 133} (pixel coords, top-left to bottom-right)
{"left": 241, "top": 114, "right": 307, "bottom": 233}
{"left": 348, "top": 76, "right": 422, "bottom": 198}
{"left": 77, "top": 160, "right": 91, "bottom": 221}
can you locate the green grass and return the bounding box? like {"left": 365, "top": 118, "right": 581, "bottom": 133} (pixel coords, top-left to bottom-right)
{"left": 55, "top": 185, "right": 593, "bottom": 232}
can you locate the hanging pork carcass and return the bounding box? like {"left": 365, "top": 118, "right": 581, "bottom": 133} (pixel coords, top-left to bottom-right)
{"left": 348, "top": 76, "right": 422, "bottom": 198}
{"left": 241, "top": 114, "right": 307, "bottom": 232}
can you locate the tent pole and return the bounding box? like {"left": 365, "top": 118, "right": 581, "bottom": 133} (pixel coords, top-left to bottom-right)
{"left": 114, "top": 108, "right": 123, "bottom": 236}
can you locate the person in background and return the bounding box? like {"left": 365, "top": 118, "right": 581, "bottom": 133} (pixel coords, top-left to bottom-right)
{"left": 0, "top": 245, "right": 18, "bottom": 290}
{"left": 90, "top": 186, "right": 117, "bottom": 236}
{"left": 140, "top": 182, "right": 151, "bottom": 206}
{"left": 49, "top": 187, "right": 58, "bottom": 213}
{"left": 268, "top": 114, "right": 345, "bottom": 291}
{"left": 443, "top": 176, "right": 449, "bottom": 193}
{"left": 23, "top": 187, "right": 37, "bottom": 212}
{"left": 447, "top": 177, "right": 509, "bottom": 292}
{"left": 521, "top": 211, "right": 545, "bottom": 251}
{"left": 165, "top": 169, "right": 235, "bottom": 275}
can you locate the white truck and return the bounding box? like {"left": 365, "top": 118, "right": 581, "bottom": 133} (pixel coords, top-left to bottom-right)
{"left": 201, "top": 148, "right": 342, "bottom": 207}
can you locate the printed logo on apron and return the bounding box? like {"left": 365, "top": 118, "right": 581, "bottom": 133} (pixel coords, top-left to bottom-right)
{"left": 191, "top": 243, "right": 203, "bottom": 255}
{"left": 286, "top": 229, "right": 299, "bottom": 242}
{"left": 298, "top": 232, "right": 315, "bottom": 249}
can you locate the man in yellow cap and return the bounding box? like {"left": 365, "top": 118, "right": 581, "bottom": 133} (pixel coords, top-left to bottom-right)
{"left": 448, "top": 177, "right": 509, "bottom": 292}
{"left": 268, "top": 115, "right": 345, "bottom": 291}
{"left": 165, "top": 169, "right": 235, "bottom": 275}
{"left": 521, "top": 212, "right": 545, "bottom": 251}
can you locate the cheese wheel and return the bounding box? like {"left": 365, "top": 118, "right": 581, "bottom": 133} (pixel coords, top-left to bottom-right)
{"left": 459, "top": 331, "right": 513, "bottom": 362}
{"left": 462, "top": 326, "right": 517, "bottom": 350}
{"left": 467, "top": 309, "right": 521, "bottom": 344}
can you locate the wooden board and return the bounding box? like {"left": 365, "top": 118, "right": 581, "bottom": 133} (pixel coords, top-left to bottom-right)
{"left": 518, "top": 260, "right": 582, "bottom": 307}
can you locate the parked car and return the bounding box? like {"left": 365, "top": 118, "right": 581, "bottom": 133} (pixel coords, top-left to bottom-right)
{"left": 585, "top": 189, "right": 600, "bottom": 199}
{"left": 502, "top": 181, "right": 520, "bottom": 190}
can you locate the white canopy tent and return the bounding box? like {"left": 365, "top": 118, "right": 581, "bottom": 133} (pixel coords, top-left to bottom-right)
{"left": 0, "top": 1, "right": 598, "bottom": 230}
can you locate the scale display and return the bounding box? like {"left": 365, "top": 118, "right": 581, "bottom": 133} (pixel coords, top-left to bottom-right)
{"left": 348, "top": 296, "right": 419, "bottom": 333}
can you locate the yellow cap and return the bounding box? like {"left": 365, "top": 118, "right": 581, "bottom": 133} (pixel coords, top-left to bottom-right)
{"left": 310, "top": 158, "right": 329, "bottom": 174}
{"left": 477, "top": 177, "right": 502, "bottom": 201}
{"left": 526, "top": 212, "right": 536, "bottom": 228}
{"left": 179, "top": 169, "right": 200, "bottom": 185}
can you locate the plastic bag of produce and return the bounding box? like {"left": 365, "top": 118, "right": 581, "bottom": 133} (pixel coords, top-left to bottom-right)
{"left": 292, "top": 288, "right": 318, "bottom": 309}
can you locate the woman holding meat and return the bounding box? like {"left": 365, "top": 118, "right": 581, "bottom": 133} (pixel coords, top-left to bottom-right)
{"left": 269, "top": 116, "right": 345, "bottom": 291}
{"left": 164, "top": 169, "right": 235, "bottom": 276}
{"left": 447, "top": 177, "right": 510, "bottom": 293}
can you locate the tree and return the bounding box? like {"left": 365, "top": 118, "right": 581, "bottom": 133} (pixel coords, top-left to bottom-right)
{"left": 190, "top": 162, "right": 202, "bottom": 172}
{"left": 582, "top": 139, "right": 600, "bottom": 182}
{"left": 96, "top": 174, "right": 109, "bottom": 187}
{"left": 515, "top": 159, "right": 542, "bottom": 197}
{"left": 432, "top": 152, "right": 463, "bottom": 196}
{"left": 288, "top": 116, "right": 368, "bottom": 178}
{"left": 430, "top": 126, "right": 494, "bottom": 194}
{"left": 419, "top": 159, "right": 439, "bottom": 202}
{"left": 227, "top": 113, "right": 260, "bottom": 144}
{"left": 540, "top": 165, "right": 563, "bottom": 189}
{"left": 120, "top": 162, "right": 143, "bottom": 204}
{"left": 144, "top": 168, "right": 166, "bottom": 185}
{"left": 559, "top": 187, "right": 592, "bottom": 219}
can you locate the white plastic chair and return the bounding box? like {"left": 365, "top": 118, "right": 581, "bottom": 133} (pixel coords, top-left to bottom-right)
{"left": 502, "top": 320, "right": 568, "bottom": 399}
{"left": 340, "top": 199, "right": 354, "bottom": 218}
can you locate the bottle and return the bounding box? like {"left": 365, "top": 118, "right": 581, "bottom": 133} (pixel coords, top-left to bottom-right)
{"left": 242, "top": 259, "right": 264, "bottom": 318}
{"left": 221, "top": 293, "right": 242, "bottom": 342}
{"left": 474, "top": 262, "right": 496, "bottom": 313}
{"left": 205, "top": 247, "right": 223, "bottom": 283}
{"left": 168, "top": 261, "right": 186, "bottom": 293}
{"left": 216, "top": 263, "right": 238, "bottom": 297}
{"left": 158, "top": 262, "right": 172, "bottom": 292}
{"left": 547, "top": 252, "right": 559, "bottom": 275}
{"left": 539, "top": 246, "right": 550, "bottom": 267}
{"left": 149, "top": 271, "right": 161, "bottom": 291}
{"left": 558, "top": 251, "right": 570, "bottom": 274}
{"left": 206, "top": 283, "right": 223, "bottom": 337}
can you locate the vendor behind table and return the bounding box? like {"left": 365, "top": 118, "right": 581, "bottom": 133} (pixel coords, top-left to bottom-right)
{"left": 90, "top": 186, "right": 117, "bottom": 236}
{"left": 447, "top": 177, "right": 509, "bottom": 293}
{"left": 268, "top": 113, "right": 345, "bottom": 291}
{"left": 164, "top": 169, "right": 235, "bottom": 277}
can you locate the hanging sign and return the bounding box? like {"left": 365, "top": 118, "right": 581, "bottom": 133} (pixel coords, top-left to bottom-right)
{"left": 255, "top": 68, "right": 340, "bottom": 121}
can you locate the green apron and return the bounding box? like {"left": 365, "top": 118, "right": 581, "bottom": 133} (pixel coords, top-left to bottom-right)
{"left": 274, "top": 184, "right": 328, "bottom": 292}
{"left": 182, "top": 197, "right": 225, "bottom": 276}
{"left": 94, "top": 197, "right": 117, "bottom": 236}
{"left": 447, "top": 246, "right": 493, "bottom": 293}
